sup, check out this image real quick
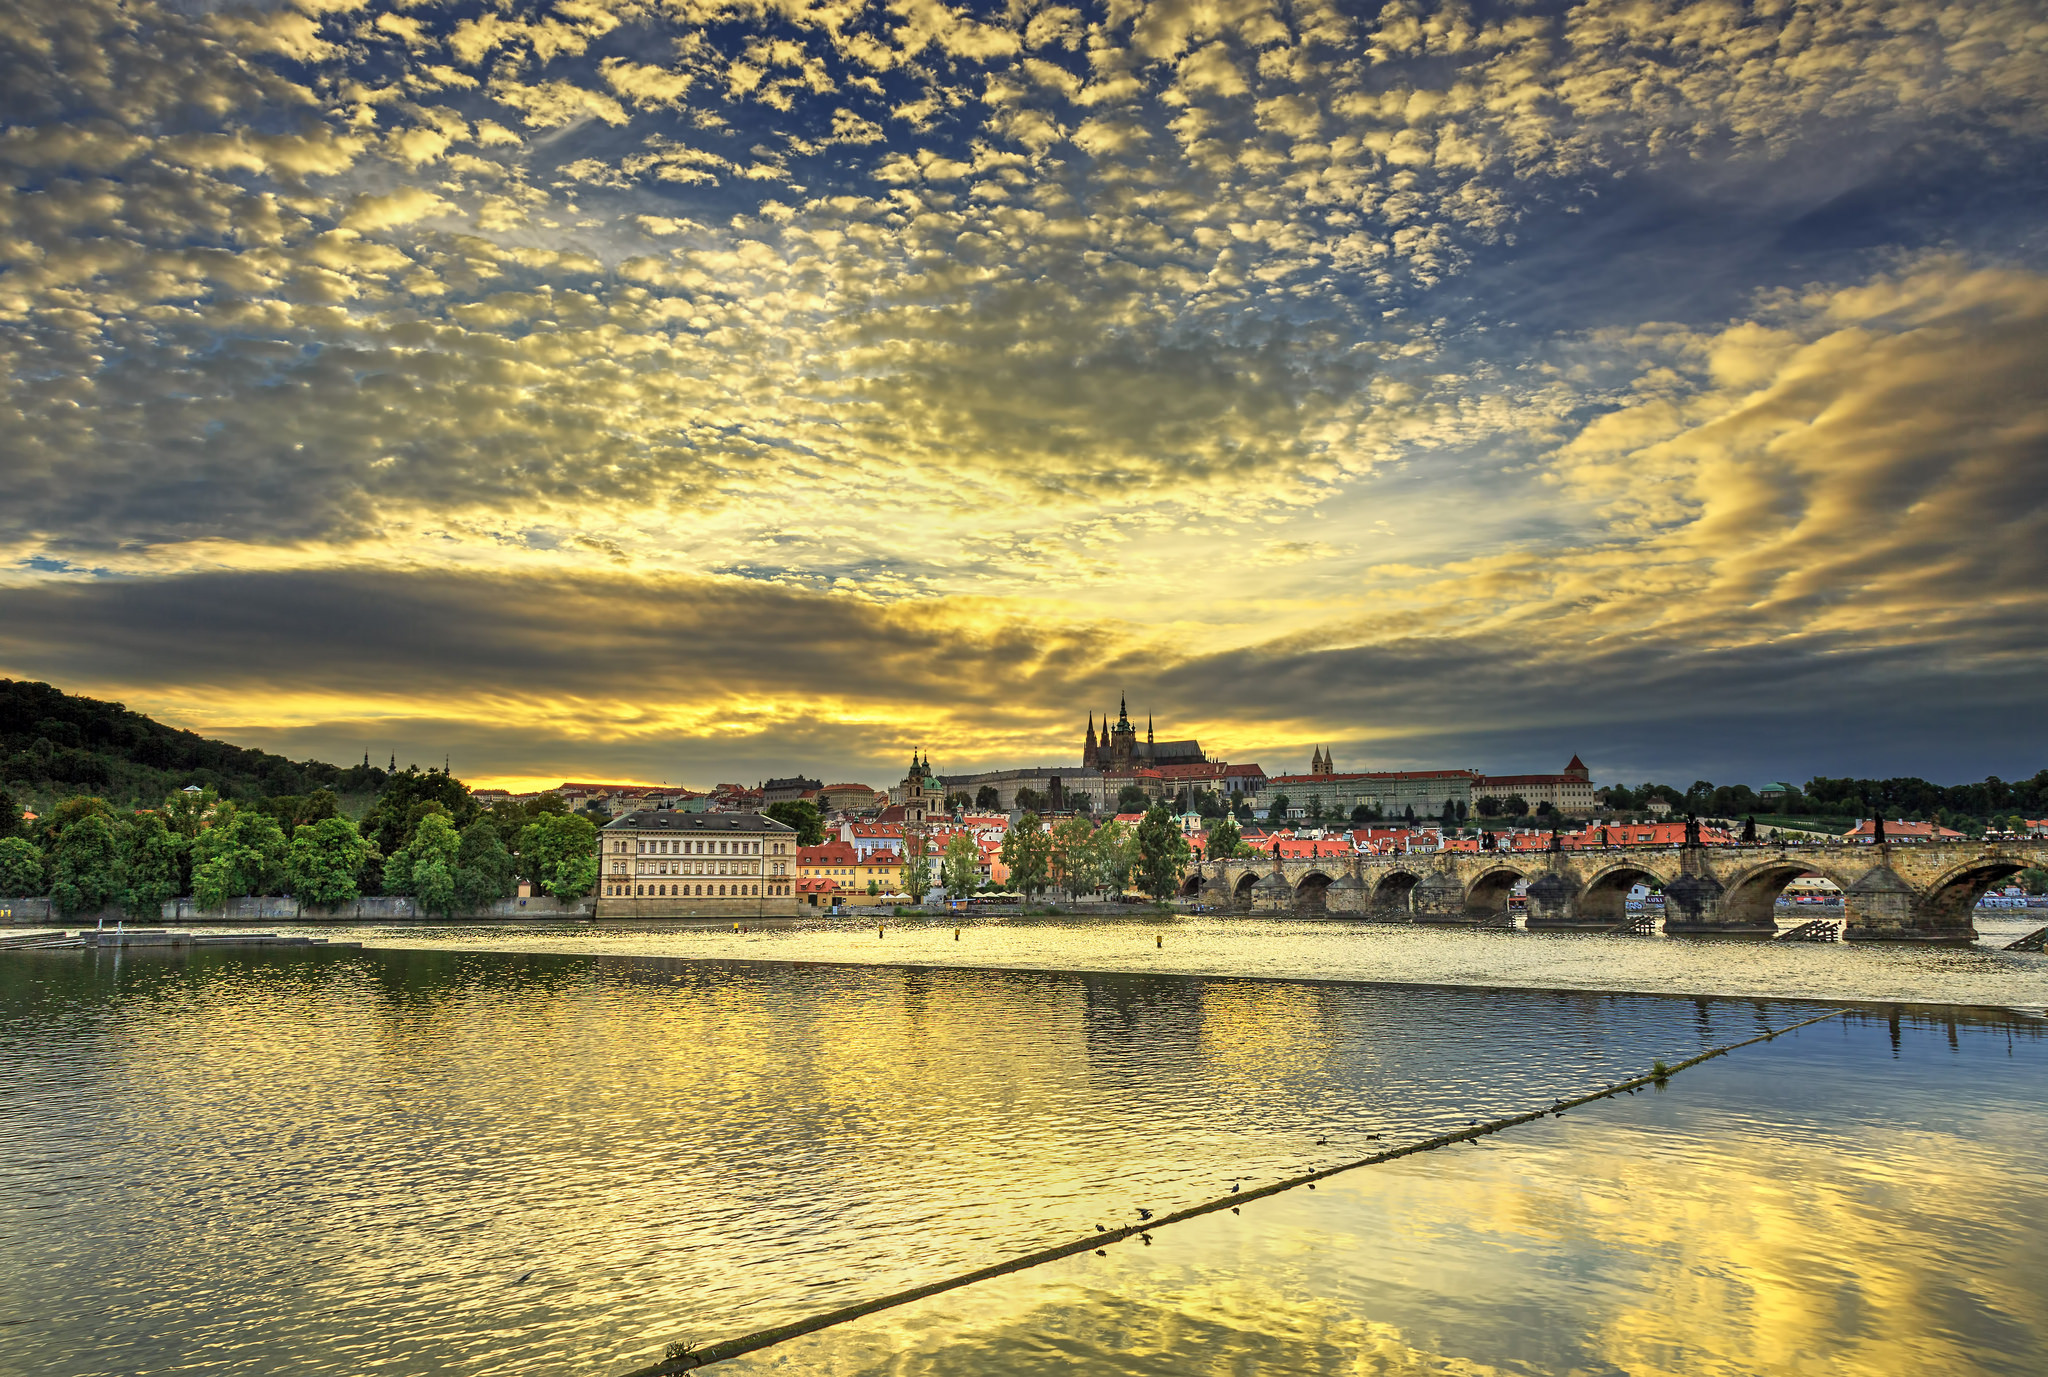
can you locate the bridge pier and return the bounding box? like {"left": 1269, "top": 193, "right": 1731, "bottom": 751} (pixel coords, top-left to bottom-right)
{"left": 1410, "top": 868, "right": 1481, "bottom": 924}
{"left": 1525, "top": 870, "right": 1607, "bottom": 929}
{"left": 1841, "top": 852, "right": 1978, "bottom": 943}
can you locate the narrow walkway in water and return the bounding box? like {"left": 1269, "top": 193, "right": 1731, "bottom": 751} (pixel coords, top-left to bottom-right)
{"left": 621, "top": 1009, "right": 1847, "bottom": 1374}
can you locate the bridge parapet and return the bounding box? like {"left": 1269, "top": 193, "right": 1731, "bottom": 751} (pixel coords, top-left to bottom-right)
{"left": 1198, "top": 838, "right": 2046, "bottom": 941}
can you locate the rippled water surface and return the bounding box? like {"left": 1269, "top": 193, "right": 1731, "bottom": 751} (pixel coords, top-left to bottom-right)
{"left": 1, "top": 943, "right": 2043, "bottom": 1376}
{"left": 270, "top": 910, "right": 2048, "bottom": 1011}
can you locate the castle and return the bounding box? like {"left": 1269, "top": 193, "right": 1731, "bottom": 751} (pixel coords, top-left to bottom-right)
{"left": 1082, "top": 697, "right": 1208, "bottom": 772}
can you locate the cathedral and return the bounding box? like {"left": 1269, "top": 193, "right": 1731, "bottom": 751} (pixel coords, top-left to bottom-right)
{"left": 1082, "top": 697, "right": 1208, "bottom": 772}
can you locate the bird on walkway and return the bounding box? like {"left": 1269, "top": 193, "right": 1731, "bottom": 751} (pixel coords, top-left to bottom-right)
{"left": 1231, "top": 1206, "right": 1239, "bottom": 1215}
{"left": 1308, "top": 1183, "right": 1316, "bottom": 1190}
{"left": 1136, "top": 1207, "right": 1152, "bottom": 1221}
{"left": 1095, "top": 1249, "right": 1105, "bottom": 1257}
{"left": 1229, "top": 1182, "right": 1239, "bottom": 1193}
{"left": 1095, "top": 1224, "right": 1105, "bottom": 1233}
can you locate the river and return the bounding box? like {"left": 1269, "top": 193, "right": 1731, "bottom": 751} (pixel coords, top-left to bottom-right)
{"left": 2, "top": 919, "right": 2044, "bottom": 1374}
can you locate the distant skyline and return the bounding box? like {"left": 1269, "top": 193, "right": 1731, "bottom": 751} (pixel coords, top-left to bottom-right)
{"left": 3, "top": 1, "right": 2044, "bottom": 791}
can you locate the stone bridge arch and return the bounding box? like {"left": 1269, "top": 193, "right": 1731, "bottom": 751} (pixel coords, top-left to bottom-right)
{"left": 1461, "top": 864, "right": 1528, "bottom": 925}
{"left": 1915, "top": 854, "right": 2032, "bottom": 929}
{"left": 1231, "top": 868, "right": 1263, "bottom": 908}
{"left": 1572, "top": 859, "right": 1680, "bottom": 926}
{"left": 1372, "top": 869, "right": 1423, "bottom": 919}
{"left": 1294, "top": 869, "right": 1336, "bottom": 915}
{"left": 1716, "top": 858, "right": 1854, "bottom": 929}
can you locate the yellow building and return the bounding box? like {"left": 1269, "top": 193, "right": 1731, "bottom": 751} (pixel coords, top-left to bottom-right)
{"left": 595, "top": 808, "right": 801, "bottom": 916}
{"left": 796, "top": 840, "right": 903, "bottom": 905}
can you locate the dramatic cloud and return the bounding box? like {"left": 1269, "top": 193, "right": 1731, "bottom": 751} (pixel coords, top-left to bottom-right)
{"left": 2, "top": 0, "right": 2045, "bottom": 786}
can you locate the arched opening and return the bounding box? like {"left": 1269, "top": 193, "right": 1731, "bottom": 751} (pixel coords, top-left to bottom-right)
{"left": 1180, "top": 872, "right": 1204, "bottom": 899}
{"left": 1295, "top": 871, "right": 1334, "bottom": 915}
{"left": 1233, "top": 870, "right": 1261, "bottom": 909}
{"left": 1463, "top": 866, "right": 1525, "bottom": 923}
{"left": 1923, "top": 859, "right": 2027, "bottom": 927}
{"left": 1579, "top": 865, "right": 1660, "bottom": 924}
{"left": 1720, "top": 862, "right": 1840, "bottom": 929}
{"left": 1373, "top": 871, "right": 1419, "bottom": 917}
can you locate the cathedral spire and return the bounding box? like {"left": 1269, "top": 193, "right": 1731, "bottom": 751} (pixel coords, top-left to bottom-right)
{"left": 1118, "top": 693, "right": 1129, "bottom": 728}
{"left": 1147, "top": 713, "right": 1154, "bottom": 744}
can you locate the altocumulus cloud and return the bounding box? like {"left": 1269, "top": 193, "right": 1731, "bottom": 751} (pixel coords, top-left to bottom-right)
{"left": 0, "top": 0, "right": 2044, "bottom": 784}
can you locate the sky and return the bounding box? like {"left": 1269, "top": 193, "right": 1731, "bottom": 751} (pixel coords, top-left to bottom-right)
{"left": 2, "top": 0, "right": 2045, "bottom": 792}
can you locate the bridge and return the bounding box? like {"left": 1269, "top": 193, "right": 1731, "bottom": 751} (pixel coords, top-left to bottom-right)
{"left": 1190, "top": 837, "right": 2048, "bottom": 941}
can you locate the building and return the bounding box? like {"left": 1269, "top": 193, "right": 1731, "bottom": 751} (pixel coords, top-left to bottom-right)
{"left": 1083, "top": 696, "right": 1207, "bottom": 772}
{"left": 796, "top": 839, "right": 903, "bottom": 904}
{"left": 1842, "top": 819, "right": 1968, "bottom": 843}
{"left": 761, "top": 775, "right": 823, "bottom": 805}
{"left": 1256, "top": 768, "right": 1479, "bottom": 820}
{"left": 817, "top": 782, "right": 885, "bottom": 814}
{"left": 1475, "top": 756, "right": 1597, "bottom": 816}
{"left": 936, "top": 766, "right": 1109, "bottom": 813}
{"left": 891, "top": 752, "right": 947, "bottom": 825}
{"left": 594, "top": 808, "right": 800, "bottom": 916}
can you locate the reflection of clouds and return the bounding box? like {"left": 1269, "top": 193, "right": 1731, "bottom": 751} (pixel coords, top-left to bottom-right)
{"left": 2, "top": 0, "right": 2045, "bottom": 775}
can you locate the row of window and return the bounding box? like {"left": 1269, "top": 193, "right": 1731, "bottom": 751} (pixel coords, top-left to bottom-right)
{"left": 605, "top": 882, "right": 785, "bottom": 898}
{"left": 619, "top": 838, "right": 779, "bottom": 856}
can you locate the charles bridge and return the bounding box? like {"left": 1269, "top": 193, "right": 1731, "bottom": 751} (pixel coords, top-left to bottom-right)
{"left": 1191, "top": 835, "right": 2048, "bottom": 941}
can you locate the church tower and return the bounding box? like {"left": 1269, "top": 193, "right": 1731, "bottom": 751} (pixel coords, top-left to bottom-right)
{"left": 1084, "top": 713, "right": 1098, "bottom": 768}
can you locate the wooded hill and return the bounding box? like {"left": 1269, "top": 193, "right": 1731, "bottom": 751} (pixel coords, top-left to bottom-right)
{"left": 0, "top": 678, "right": 387, "bottom": 809}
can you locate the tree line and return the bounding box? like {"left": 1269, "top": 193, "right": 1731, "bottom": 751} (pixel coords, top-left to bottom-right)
{"left": 0, "top": 769, "right": 599, "bottom": 919}
{"left": 886, "top": 807, "right": 1194, "bottom": 904}
{"left": 1596, "top": 771, "right": 2048, "bottom": 830}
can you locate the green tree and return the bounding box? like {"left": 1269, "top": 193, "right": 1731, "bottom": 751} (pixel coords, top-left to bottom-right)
{"left": 0, "top": 837, "right": 44, "bottom": 897}
{"left": 160, "top": 786, "right": 217, "bottom": 840}
{"left": 1014, "top": 785, "right": 1048, "bottom": 813}
{"left": 1503, "top": 795, "right": 1529, "bottom": 818}
{"left": 941, "top": 832, "right": 980, "bottom": 898}
{"left": 190, "top": 806, "right": 288, "bottom": 910}
{"left": 1093, "top": 819, "right": 1138, "bottom": 893}
{"left": 1048, "top": 814, "right": 1098, "bottom": 896}
{"left": 122, "top": 812, "right": 186, "bottom": 918}
{"left": 1207, "top": 814, "right": 1245, "bottom": 861}
{"left": 287, "top": 817, "right": 374, "bottom": 908}
{"left": 1115, "top": 783, "right": 1150, "bottom": 814}
{"left": 0, "top": 787, "right": 22, "bottom": 839}
{"left": 1000, "top": 812, "right": 1052, "bottom": 897}
{"left": 945, "top": 791, "right": 973, "bottom": 812}
{"left": 765, "top": 800, "right": 825, "bottom": 846}
{"left": 974, "top": 785, "right": 1001, "bottom": 811}
{"left": 383, "top": 811, "right": 460, "bottom": 898}
{"left": 40, "top": 795, "right": 114, "bottom": 848}
{"left": 902, "top": 844, "right": 933, "bottom": 903}
{"left": 51, "top": 812, "right": 122, "bottom": 917}
{"left": 1476, "top": 795, "right": 1502, "bottom": 818}
{"left": 454, "top": 818, "right": 517, "bottom": 911}
{"left": 1265, "top": 792, "right": 1290, "bottom": 820}
{"left": 1134, "top": 805, "right": 1191, "bottom": 903}
{"left": 517, "top": 813, "right": 600, "bottom": 901}
{"left": 2018, "top": 867, "right": 2048, "bottom": 896}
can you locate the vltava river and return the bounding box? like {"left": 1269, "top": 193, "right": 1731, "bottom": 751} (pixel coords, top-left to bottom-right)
{"left": 2, "top": 938, "right": 2043, "bottom": 1375}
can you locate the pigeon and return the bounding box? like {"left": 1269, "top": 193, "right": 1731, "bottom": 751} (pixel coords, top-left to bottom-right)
{"left": 1231, "top": 1206, "right": 1240, "bottom": 1215}
{"left": 1095, "top": 1224, "right": 1105, "bottom": 1233}
{"left": 1095, "top": 1249, "right": 1105, "bottom": 1257}
{"left": 1136, "top": 1208, "right": 1152, "bottom": 1221}
{"left": 1140, "top": 1233, "right": 1153, "bottom": 1246}
{"left": 1229, "top": 1182, "right": 1239, "bottom": 1193}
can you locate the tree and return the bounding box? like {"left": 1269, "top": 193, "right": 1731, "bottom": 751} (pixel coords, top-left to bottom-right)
{"left": 1116, "top": 783, "right": 1150, "bottom": 814}
{"left": 1048, "top": 815, "right": 1098, "bottom": 897}
{"left": 160, "top": 786, "right": 216, "bottom": 841}
{"left": 454, "top": 818, "right": 517, "bottom": 911}
{"left": 40, "top": 795, "right": 114, "bottom": 848}
{"left": 1477, "top": 795, "right": 1502, "bottom": 818}
{"left": 0, "top": 787, "right": 22, "bottom": 839}
{"left": 122, "top": 812, "right": 186, "bottom": 918}
{"left": 288, "top": 817, "right": 374, "bottom": 909}
{"left": 1093, "top": 820, "right": 1137, "bottom": 893}
{"left": 941, "top": 832, "right": 980, "bottom": 898}
{"left": 1000, "top": 812, "right": 1052, "bottom": 897}
{"left": 765, "top": 800, "right": 825, "bottom": 846}
{"left": 516, "top": 813, "right": 600, "bottom": 902}
{"left": 383, "top": 812, "right": 460, "bottom": 899}
{"left": 1535, "top": 800, "right": 1556, "bottom": 818}
{"left": 1231, "top": 794, "right": 1254, "bottom": 823}
{"left": 2017, "top": 867, "right": 2047, "bottom": 896}
{"left": 1742, "top": 815, "right": 1759, "bottom": 843}
{"left": 0, "top": 837, "right": 44, "bottom": 897}
{"left": 902, "top": 844, "right": 933, "bottom": 903}
{"left": 1403, "top": 803, "right": 1416, "bottom": 823}
{"left": 189, "top": 806, "right": 288, "bottom": 910}
{"left": 1207, "top": 814, "right": 1245, "bottom": 861}
{"left": 974, "top": 785, "right": 1001, "bottom": 811}
{"left": 945, "top": 791, "right": 973, "bottom": 812}
{"left": 1503, "top": 795, "right": 1529, "bottom": 818}
{"left": 1440, "top": 799, "right": 1457, "bottom": 826}
{"left": 1266, "top": 792, "right": 1290, "bottom": 820}
{"left": 50, "top": 812, "right": 122, "bottom": 916}
{"left": 1014, "top": 785, "right": 1049, "bottom": 813}
{"left": 1134, "top": 805, "right": 1191, "bottom": 903}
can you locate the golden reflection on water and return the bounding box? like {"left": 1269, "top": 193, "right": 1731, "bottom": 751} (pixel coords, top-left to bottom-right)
{"left": 4, "top": 952, "right": 2043, "bottom": 1376}
{"left": 723, "top": 1019, "right": 2048, "bottom": 1377}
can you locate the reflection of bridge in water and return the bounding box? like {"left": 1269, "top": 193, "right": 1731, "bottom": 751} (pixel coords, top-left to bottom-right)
{"left": 1191, "top": 838, "right": 2048, "bottom": 942}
